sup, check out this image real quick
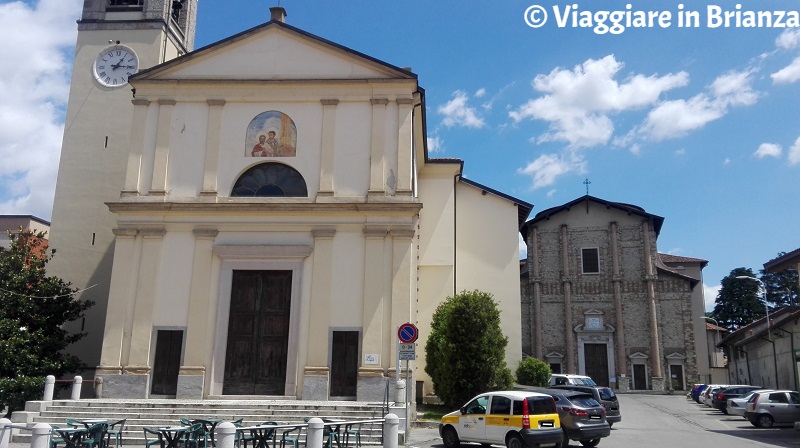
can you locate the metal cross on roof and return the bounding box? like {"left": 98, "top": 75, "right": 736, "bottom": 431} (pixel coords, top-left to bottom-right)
{"left": 583, "top": 178, "right": 591, "bottom": 195}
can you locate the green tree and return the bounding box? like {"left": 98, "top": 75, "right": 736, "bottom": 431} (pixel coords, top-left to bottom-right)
{"left": 0, "top": 229, "right": 93, "bottom": 416}
{"left": 711, "top": 267, "right": 766, "bottom": 329}
{"left": 424, "top": 290, "right": 513, "bottom": 408}
{"left": 759, "top": 253, "right": 799, "bottom": 308}
{"left": 515, "top": 356, "right": 551, "bottom": 387}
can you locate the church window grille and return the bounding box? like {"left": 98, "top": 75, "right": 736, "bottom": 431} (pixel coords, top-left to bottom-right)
{"left": 231, "top": 162, "right": 308, "bottom": 197}
{"left": 581, "top": 248, "right": 600, "bottom": 274}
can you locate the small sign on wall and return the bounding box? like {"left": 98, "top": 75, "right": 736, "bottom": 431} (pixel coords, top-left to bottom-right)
{"left": 364, "top": 354, "right": 380, "bottom": 365}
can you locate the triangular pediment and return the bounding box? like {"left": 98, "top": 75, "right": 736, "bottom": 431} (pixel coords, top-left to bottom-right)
{"left": 133, "top": 21, "right": 416, "bottom": 82}
{"left": 629, "top": 352, "right": 649, "bottom": 359}
{"left": 665, "top": 352, "right": 686, "bottom": 360}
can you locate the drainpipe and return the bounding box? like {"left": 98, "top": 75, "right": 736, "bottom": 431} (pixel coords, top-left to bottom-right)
{"left": 453, "top": 173, "right": 459, "bottom": 296}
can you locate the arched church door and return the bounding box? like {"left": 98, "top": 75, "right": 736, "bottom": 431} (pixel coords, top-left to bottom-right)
{"left": 223, "top": 270, "right": 292, "bottom": 395}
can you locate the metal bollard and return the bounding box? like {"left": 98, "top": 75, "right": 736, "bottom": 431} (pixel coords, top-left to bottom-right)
{"left": 383, "top": 414, "right": 398, "bottom": 448}
{"left": 43, "top": 376, "right": 55, "bottom": 401}
{"left": 31, "top": 423, "right": 51, "bottom": 448}
{"left": 0, "top": 418, "right": 11, "bottom": 448}
{"left": 306, "top": 418, "right": 323, "bottom": 448}
{"left": 216, "top": 422, "right": 236, "bottom": 448}
{"left": 71, "top": 376, "right": 82, "bottom": 400}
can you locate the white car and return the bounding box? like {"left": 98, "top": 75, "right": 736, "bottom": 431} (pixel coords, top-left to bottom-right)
{"left": 548, "top": 374, "right": 597, "bottom": 387}
{"left": 728, "top": 390, "right": 771, "bottom": 417}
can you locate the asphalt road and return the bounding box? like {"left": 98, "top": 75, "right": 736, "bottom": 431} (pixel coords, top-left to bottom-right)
{"left": 408, "top": 393, "right": 800, "bottom": 448}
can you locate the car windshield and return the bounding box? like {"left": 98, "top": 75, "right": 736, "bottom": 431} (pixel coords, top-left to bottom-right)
{"left": 574, "top": 378, "right": 597, "bottom": 386}
{"left": 598, "top": 387, "right": 616, "bottom": 400}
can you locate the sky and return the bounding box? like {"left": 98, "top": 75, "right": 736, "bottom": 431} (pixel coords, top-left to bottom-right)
{"left": 1, "top": 0, "right": 799, "bottom": 311}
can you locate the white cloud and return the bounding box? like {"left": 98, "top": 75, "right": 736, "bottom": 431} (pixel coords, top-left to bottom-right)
{"left": 776, "top": 29, "right": 800, "bottom": 50}
{"left": 518, "top": 151, "right": 586, "bottom": 189}
{"left": 546, "top": 189, "right": 557, "bottom": 198}
{"left": 0, "top": 0, "right": 82, "bottom": 219}
{"left": 438, "top": 90, "right": 485, "bottom": 129}
{"left": 510, "top": 55, "right": 688, "bottom": 149}
{"left": 474, "top": 88, "right": 486, "bottom": 98}
{"left": 771, "top": 56, "right": 800, "bottom": 84}
{"left": 723, "top": 158, "right": 731, "bottom": 165}
{"left": 675, "top": 148, "right": 685, "bottom": 156}
{"left": 518, "top": 234, "right": 527, "bottom": 260}
{"left": 633, "top": 69, "right": 758, "bottom": 142}
{"left": 703, "top": 283, "right": 721, "bottom": 312}
{"left": 427, "top": 135, "right": 442, "bottom": 153}
{"left": 789, "top": 136, "right": 800, "bottom": 166}
{"left": 754, "top": 143, "right": 782, "bottom": 159}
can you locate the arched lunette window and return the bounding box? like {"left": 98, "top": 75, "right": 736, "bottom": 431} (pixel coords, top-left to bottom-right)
{"left": 231, "top": 163, "right": 308, "bottom": 197}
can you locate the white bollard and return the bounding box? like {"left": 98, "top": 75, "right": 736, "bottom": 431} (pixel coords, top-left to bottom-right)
{"left": 383, "top": 414, "right": 398, "bottom": 448}
{"left": 0, "top": 418, "right": 11, "bottom": 448}
{"left": 216, "top": 422, "right": 236, "bottom": 448}
{"left": 43, "top": 376, "right": 55, "bottom": 401}
{"left": 31, "top": 423, "right": 51, "bottom": 448}
{"left": 306, "top": 418, "right": 323, "bottom": 448}
{"left": 71, "top": 376, "right": 82, "bottom": 400}
{"left": 394, "top": 380, "right": 406, "bottom": 404}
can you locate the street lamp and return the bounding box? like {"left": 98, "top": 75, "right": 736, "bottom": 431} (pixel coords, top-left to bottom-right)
{"left": 736, "top": 275, "right": 770, "bottom": 340}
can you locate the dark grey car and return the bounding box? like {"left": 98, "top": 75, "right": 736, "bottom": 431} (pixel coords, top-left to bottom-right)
{"left": 552, "top": 385, "right": 621, "bottom": 426}
{"left": 523, "top": 387, "right": 611, "bottom": 447}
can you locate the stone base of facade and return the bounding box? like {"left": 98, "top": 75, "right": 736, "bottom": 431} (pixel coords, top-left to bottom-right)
{"left": 98, "top": 373, "right": 150, "bottom": 398}
{"left": 616, "top": 375, "right": 630, "bottom": 392}
{"left": 176, "top": 374, "right": 205, "bottom": 399}
{"left": 357, "top": 367, "right": 387, "bottom": 401}
{"left": 650, "top": 376, "right": 665, "bottom": 392}
{"left": 302, "top": 367, "right": 330, "bottom": 400}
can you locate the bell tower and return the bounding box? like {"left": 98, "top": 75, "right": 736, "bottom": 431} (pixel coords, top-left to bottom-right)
{"left": 48, "top": 0, "right": 198, "bottom": 385}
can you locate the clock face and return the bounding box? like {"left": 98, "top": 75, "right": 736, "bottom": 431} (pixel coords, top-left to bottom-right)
{"left": 93, "top": 45, "right": 139, "bottom": 88}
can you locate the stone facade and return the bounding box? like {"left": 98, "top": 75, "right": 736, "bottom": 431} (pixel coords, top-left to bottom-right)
{"left": 521, "top": 196, "right": 704, "bottom": 391}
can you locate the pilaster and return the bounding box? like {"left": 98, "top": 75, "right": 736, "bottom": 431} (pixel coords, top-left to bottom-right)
{"left": 395, "top": 98, "right": 414, "bottom": 196}
{"left": 98, "top": 227, "right": 139, "bottom": 369}
{"left": 307, "top": 228, "right": 336, "bottom": 366}
{"left": 149, "top": 99, "right": 176, "bottom": 195}
{"left": 362, "top": 226, "right": 388, "bottom": 368}
{"left": 560, "top": 224, "right": 576, "bottom": 373}
{"left": 201, "top": 99, "right": 225, "bottom": 196}
{"left": 122, "top": 99, "right": 150, "bottom": 196}
{"left": 318, "top": 99, "right": 338, "bottom": 196}
{"left": 126, "top": 227, "right": 166, "bottom": 368}
{"left": 368, "top": 98, "right": 388, "bottom": 196}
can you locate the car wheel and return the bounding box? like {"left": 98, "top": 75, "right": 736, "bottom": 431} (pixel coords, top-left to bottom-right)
{"left": 442, "top": 426, "right": 460, "bottom": 448}
{"left": 756, "top": 414, "right": 774, "bottom": 428}
{"left": 506, "top": 433, "right": 524, "bottom": 448}
{"left": 580, "top": 439, "right": 600, "bottom": 447}
{"left": 561, "top": 429, "right": 570, "bottom": 447}
{"left": 721, "top": 408, "right": 728, "bottom": 415}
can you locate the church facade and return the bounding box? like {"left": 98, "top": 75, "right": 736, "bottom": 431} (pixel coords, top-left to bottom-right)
{"left": 49, "top": 2, "right": 530, "bottom": 400}
{"left": 520, "top": 195, "right": 705, "bottom": 391}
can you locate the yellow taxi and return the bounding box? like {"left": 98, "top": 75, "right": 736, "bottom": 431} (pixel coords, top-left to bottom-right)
{"left": 439, "top": 390, "right": 563, "bottom": 448}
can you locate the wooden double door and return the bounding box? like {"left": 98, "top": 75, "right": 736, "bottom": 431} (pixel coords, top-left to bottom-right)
{"left": 223, "top": 270, "right": 292, "bottom": 395}
{"left": 583, "top": 343, "right": 610, "bottom": 387}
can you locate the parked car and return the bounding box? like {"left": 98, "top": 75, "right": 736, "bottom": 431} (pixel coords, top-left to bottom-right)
{"left": 549, "top": 374, "right": 598, "bottom": 387}
{"left": 728, "top": 389, "right": 771, "bottom": 417}
{"left": 691, "top": 384, "right": 708, "bottom": 403}
{"left": 744, "top": 390, "right": 800, "bottom": 427}
{"left": 551, "top": 385, "right": 621, "bottom": 427}
{"left": 530, "top": 388, "right": 611, "bottom": 447}
{"left": 703, "top": 385, "right": 725, "bottom": 407}
{"left": 439, "top": 390, "right": 563, "bottom": 448}
{"left": 712, "top": 385, "right": 763, "bottom": 414}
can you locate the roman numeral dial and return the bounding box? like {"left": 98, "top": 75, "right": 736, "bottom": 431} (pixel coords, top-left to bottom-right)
{"left": 93, "top": 45, "right": 139, "bottom": 88}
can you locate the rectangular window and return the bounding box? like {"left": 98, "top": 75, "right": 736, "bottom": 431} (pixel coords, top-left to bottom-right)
{"left": 581, "top": 248, "right": 600, "bottom": 274}
{"left": 549, "top": 362, "right": 562, "bottom": 374}
{"left": 109, "top": 0, "right": 143, "bottom": 5}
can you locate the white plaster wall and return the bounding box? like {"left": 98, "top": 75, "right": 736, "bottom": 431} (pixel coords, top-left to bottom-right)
{"left": 153, "top": 231, "right": 195, "bottom": 326}
{"left": 417, "top": 174, "right": 456, "bottom": 266}
{"left": 455, "top": 183, "right": 524, "bottom": 372}
{"left": 329, "top": 229, "right": 366, "bottom": 326}
{"left": 334, "top": 103, "right": 371, "bottom": 196}
{"left": 167, "top": 102, "right": 209, "bottom": 196}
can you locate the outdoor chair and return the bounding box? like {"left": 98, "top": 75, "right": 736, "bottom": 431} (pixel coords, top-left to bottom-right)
{"left": 143, "top": 428, "right": 165, "bottom": 448}
{"left": 343, "top": 423, "right": 361, "bottom": 448}
{"left": 279, "top": 425, "right": 301, "bottom": 448}
{"left": 106, "top": 419, "right": 126, "bottom": 448}
{"left": 50, "top": 424, "right": 68, "bottom": 448}
{"left": 184, "top": 422, "right": 207, "bottom": 448}
{"left": 65, "top": 419, "right": 83, "bottom": 428}
{"left": 233, "top": 419, "right": 253, "bottom": 448}
{"left": 180, "top": 418, "right": 192, "bottom": 427}
{"left": 82, "top": 423, "right": 108, "bottom": 448}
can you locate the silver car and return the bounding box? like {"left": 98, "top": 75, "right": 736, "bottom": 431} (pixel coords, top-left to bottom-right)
{"left": 727, "top": 389, "right": 771, "bottom": 417}
{"left": 744, "top": 390, "right": 800, "bottom": 427}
